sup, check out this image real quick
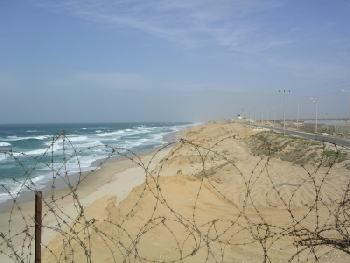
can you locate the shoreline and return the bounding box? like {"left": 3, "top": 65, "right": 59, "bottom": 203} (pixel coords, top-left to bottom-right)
{"left": 0, "top": 125, "right": 195, "bottom": 254}
{"left": 0, "top": 128, "right": 181, "bottom": 210}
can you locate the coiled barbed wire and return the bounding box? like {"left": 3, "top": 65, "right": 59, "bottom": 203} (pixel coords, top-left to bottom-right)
{"left": 0, "top": 130, "right": 349, "bottom": 262}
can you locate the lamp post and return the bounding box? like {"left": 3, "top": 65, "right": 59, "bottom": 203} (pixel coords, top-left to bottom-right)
{"left": 278, "top": 89, "right": 291, "bottom": 136}
{"left": 310, "top": 97, "right": 319, "bottom": 134}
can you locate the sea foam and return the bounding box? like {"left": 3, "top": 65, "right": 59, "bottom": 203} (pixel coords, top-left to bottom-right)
{"left": 0, "top": 142, "right": 11, "bottom": 147}
{"left": 3, "top": 135, "right": 50, "bottom": 141}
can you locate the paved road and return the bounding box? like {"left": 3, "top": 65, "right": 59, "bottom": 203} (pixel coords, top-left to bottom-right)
{"left": 247, "top": 124, "right": 350, "bottom": 148}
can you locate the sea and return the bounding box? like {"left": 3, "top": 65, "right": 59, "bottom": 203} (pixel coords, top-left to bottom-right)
{"left": 0, "top": 122, "right": 193, "bottom": 202}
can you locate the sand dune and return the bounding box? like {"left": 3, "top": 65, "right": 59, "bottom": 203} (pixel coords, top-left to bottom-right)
{"left": 42, "top": 122, "right": 350, "bottom": 262}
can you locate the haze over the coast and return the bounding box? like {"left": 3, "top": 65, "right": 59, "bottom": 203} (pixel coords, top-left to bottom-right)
{"left": 1, "top": 0, "right": 350, "bottom": 123}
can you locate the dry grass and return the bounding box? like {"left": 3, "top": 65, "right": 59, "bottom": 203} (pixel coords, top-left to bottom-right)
{"left": 246, "top": 131, "right": 348, "bottom": 166}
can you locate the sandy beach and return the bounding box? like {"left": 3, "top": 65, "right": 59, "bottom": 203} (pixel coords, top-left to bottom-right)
{"left": 1, "top": 122, "right": 350, "bottom": 262}
{"left": 0, "top": 134, "right": 175, "bottom": 262}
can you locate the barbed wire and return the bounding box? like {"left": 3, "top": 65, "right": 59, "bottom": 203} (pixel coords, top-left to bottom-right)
{"left": 0, "top": 129, "right": 349, "bottom": 262}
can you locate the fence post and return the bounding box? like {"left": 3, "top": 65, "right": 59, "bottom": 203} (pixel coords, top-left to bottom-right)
{"left": 35, "top": 191, "right": 42, "bottom": 263}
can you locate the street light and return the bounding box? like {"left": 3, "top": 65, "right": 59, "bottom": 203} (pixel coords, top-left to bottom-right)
{"left": 310, "top": 97, "right": 319, "bottom": 134}
{"left": 278, "top": 89, "right": 291, "bottom": 136}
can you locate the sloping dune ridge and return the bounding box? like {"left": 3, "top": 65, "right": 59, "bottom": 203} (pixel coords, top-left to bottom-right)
{"left": 43, "top": 122, "right": 350, "bottom": 262}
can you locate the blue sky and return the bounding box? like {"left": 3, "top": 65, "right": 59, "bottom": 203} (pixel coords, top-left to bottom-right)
{"left": 1, "top": 0, "right": 350, "bottom": 123}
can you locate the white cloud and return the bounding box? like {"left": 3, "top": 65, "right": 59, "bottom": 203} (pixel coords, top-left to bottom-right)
{"left": 35, "top": 0, "right": 289, "bottom": 52}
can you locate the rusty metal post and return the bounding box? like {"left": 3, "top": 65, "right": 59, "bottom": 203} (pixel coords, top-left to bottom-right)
{"left": 35, "top": 191, "right": 42, "bottom": 263}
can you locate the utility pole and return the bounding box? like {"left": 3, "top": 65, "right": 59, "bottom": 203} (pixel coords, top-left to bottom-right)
{"left": 278, "top": 89, "right": 291, "bottom": 136}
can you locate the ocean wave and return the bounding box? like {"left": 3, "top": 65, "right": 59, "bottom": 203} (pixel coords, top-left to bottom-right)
{"left": 11, "top": 142, "right": 66, "bottom": 157}
{"left": 24, "top": 148, "right": 49, "bottom": 156}
{"left": 78, "top": 140, "right": 103, "bottom": 148}
{"left": 96, "top": 127, "right": 164, "bottom": 138}
{"left": 0, "top": 153, "right": 6, "bottom": 162}
{"left": 0, "top": 123, "right": 194, "bottom": 202}
{"left": 43, "top": 135, "right": 89, "bottom": 146}
{"left": 41, "top": 138, "right": 104, "bottom": 157}
{"left": 0, "top": 142, "right": 11, "bottom": 147}
{"left": 2, "top": 135, "right": 50, "bottom": 141}
{"left": 26, "top": 129, "right": 38, "bottom": 133}
{"left": 98, "top": 127, "right": 155, "bottom": 138}
{"left": 49, "top": 155, "right": 104, "bottom": 174}
{"left": 96, "top": 130, "right": 126, "bottom": 137}
{"left": 0, "top": 174, "right": 48, "bottom": 202}
{"left": 0, "top": 152, "right": 106, "bottom": 202}
{"left": 66, "top": 135, "right": 89, "bottom": 142}
{"left": 47, "top": 136, "right": 101, "bottom": 148}
{"left": 6, "top": 148, "right": 49, "bottom": 158}
{"left": 117, "top": 137, "right": 158, "bottom": 149}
